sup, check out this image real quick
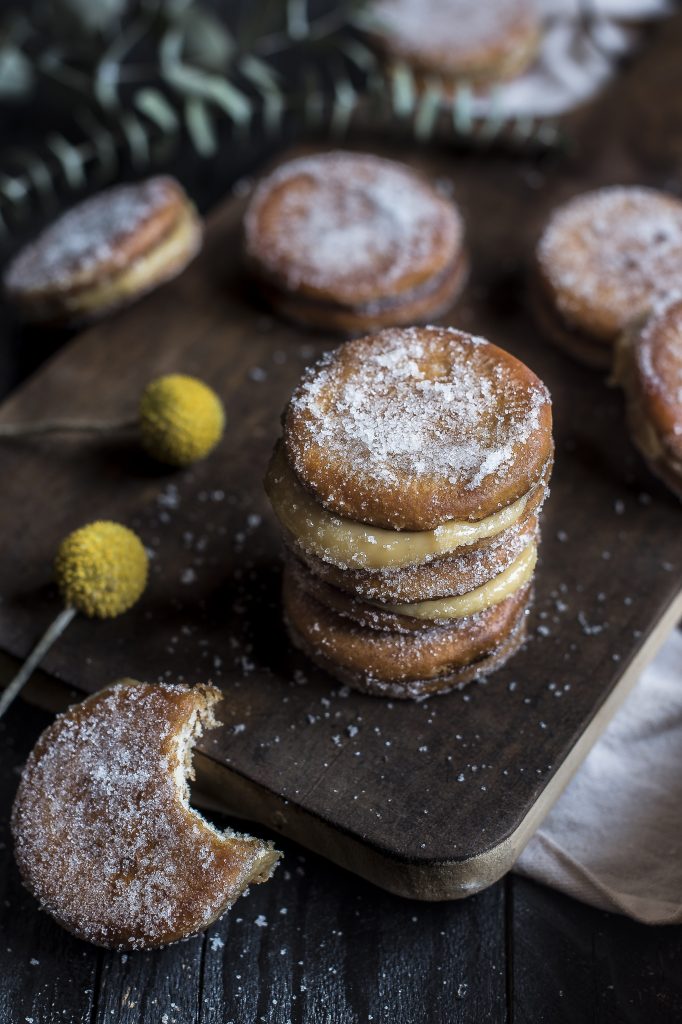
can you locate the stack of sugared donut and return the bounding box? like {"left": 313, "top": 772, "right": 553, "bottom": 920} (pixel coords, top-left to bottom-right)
{"left": 266, "top": 326, "right": 553, "bottom": 699}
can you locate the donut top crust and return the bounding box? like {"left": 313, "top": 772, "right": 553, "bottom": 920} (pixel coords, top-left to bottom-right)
{"left": 283, "top": 326, "right": 553, "bottom": 530}
{"left": 244, "top": 152, "right": 463, "bottom": 306}
{"left": 631, "top": 298, "right": 682, "bottom": 460}
{"left": 4, "top": 176, "right": 186, "bottom": 296}
{"left": 536, "top": 186, "right": 682, "bottom": 342}
{"left": 11, "top": 681, "right": 278, "bottom": 950}
{"left": 367, "top": 0, "right": 538, "bottom": 73}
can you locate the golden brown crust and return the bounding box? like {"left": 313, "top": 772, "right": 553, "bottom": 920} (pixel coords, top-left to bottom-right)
{"left": 257, "top": 250, "right": 468, "bottom": 335}
{"left": 529, "top": 270, "right": 613, "bottom": 370}
{"left": 244, "top": 151, "right": 464, "bottom": 308}
{"left": 283, "top": 563, "right": 529, "bottom": 698}
{"left": 366, "top": 0, "right": 541, "bottom": 84}
{"left": 11, "top": 680, "right": 279, "bottom": 950}
{"left": 535, "top": 186, "right": 682, "bottom": 354}
{"left": 4, "top": 177, "right": 202, "bottom": 326}
{"left": 614, "top": 302, "right": 682, "bottom": 500}
{"left": 283, "top": 326, "right": 553, "bottom": 530}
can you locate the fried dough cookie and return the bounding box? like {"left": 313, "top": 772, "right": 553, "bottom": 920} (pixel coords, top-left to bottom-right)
{"left": 366, "top": 0, "right": 541, "bottom": 85}
{"left": 614, "top": 299, "right": 682, "bottom": 500}
{"left": 534, "top": 186, "right": 682, "bottom": 368}
{"left": 4, "top": 176, "right": 202, "bottom": 326}
{"left": 283, "top": 562, "right": 530, "bottom": 699}
{"left": 287, "top": 543, "right": 536, "bottom": 632}
{"left": 289, "top": 512, "right": 540, "bottom": 605}
{"left": 283, "top": 326, "right": 553, "bottom": 530}
{"left": 12, "top": 681, "right": 279, "bottom": 950}
{"left": 244, "top": 152, "right": 466, "bottom": 332}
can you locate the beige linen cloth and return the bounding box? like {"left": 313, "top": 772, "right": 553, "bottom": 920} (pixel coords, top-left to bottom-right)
{"left": 516, "top": 629, "right": 682, "bottom": 924}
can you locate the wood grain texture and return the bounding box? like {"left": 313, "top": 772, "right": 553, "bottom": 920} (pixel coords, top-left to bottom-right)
{"left": 2, "top": 702, "right": 682, "bottom": 1024}
{"left": 1, "top": 18, "right": 682, "bottom": 900}
{"left": 509, "top": 875, "right": 682, "bottom": 1023}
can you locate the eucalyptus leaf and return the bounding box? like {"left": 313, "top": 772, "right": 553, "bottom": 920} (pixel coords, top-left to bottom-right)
{"left": 11, "top": 148, "right": 55, "bottom": 200}
{"left": 178, "top": 7, "right": 233, "bottom": 72}
{"left": 164, "top": 62, "right": 251, "bottom": 123}
{"left": 331, "top": 75, "right": 356, "bottom": 136}
{"left": 51, "top": 0, "right": 129, "bottom": 34}
{"left": 0, "top": 43, "right": 33, "bottom": 100}
{"left": 46, "top": 133, "right": 86, "bottom": 189}
{"left": 121, "top": 112, "right": 150, "bottom": 166}
{"left": 184, "top": 95, "right": 216, "bottom": 156}
{"left": 0, "top": 173, "right": 28, "bottom": 204}
{"left": 238, "top": 55, "right": 281, "bottom": 95}
{"left": 134, "top": 87, "right": 179, "bottom": 133}
{"left": 75, "top": 110, "right": 118, "bottom": 180}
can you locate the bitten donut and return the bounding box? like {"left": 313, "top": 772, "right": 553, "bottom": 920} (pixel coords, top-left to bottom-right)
{"left": 266, "top": 326, "right": 553, "bottom": 697}
{"left": 11, "top": 681, "right": 279, "bottom": 950}
{"left": 533, "top": 186, "right": 682, "bottom": 368}
{"left": 4, "top": 176, "right": 202, "bottom": 326}
{"left": 614, "top": 298, "right": 682, "bottom": 500}
{"left": 244, "top": 152, "right": 467, "bottom": 333}
{"left": 366, "top": 0, "right": 541, "bottom": 85}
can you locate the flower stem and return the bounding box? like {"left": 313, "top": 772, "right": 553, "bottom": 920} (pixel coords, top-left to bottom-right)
{"left": 0, "top": 417, "right": 136, "bottom": 438}
{"left": 0, "top": 606, "right": 78, "bottom": 719}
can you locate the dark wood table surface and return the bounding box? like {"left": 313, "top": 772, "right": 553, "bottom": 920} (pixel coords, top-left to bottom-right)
{"left": 1, "top": 6, "right": 682, "bottom": 1021}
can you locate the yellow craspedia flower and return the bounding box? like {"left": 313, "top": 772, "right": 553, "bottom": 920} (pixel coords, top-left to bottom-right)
{"left": 138, "top": 374, "right": 225, "bottom": 467}
{"left": 54, "top": 521, "right": 149, "bottom": 619}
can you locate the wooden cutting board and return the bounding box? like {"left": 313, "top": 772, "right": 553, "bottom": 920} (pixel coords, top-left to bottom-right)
{"left": 1, "top": 125, "right": 681, "bottom": 899}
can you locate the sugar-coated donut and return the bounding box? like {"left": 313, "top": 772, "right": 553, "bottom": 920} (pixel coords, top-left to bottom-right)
{"left": 614, "top": 298, "right": 682, "bottom": 500}
{"left": 366, "top": 0, "right": 541, "bottom": 85}
{"left": 283, "top": 561, "right": 530, "bottom": 699}
{"left": 244, "top": 152, "right": 466, "bottom": 332}
{"left": 11, "top": 681, "right": 279, "bottom": 950}
{"left": 534, "top": 186, "right": 682, "bottom": 368}
{"left": 283, "top": 326, "right": 553, "bottom": 530}
{"left": 4, "top": 177, "right": 202, "bottom": 326}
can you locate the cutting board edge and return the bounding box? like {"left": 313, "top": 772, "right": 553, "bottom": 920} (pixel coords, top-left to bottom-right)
{"left": 3, "top": 587, "right": 680, "bottom": 902}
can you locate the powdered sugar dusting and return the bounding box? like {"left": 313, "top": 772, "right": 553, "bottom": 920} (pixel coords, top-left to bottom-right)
{"left": 288, "top": 327, "right": 550, "bottom": 501}
{"left": 11, "top": 682, "right": 276, "bottom": 950}
{"left": 538, "top": 186, "right": 682, "bottom": 336}
{"left": 369, "top": 0, "right": 535, "bottom": 58}
{"left": 245, "top": 153, "right": 462, "bottom": 301}
{"left": 5, "top": 177, "right": 175, "bottom": 293}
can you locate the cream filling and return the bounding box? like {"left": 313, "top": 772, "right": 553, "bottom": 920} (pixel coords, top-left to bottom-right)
{"left": 44, "top": 204, "right": 200, "bottom": 317}
{"left": 266, "top": 447, "right": 529, "bottom": 570}
{"left": 378, "top": 542, "right": 537, "bottom": 620}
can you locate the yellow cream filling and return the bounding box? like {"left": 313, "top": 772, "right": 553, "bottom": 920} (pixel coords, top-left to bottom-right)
{"left": 265, "top": 447, "right": 529, "bottom": 570}
{"left": 60, "top": 204, "right": 200, "bottom": 315}
{"left": 380, "top": 542, "right": 537, "bottom": 620}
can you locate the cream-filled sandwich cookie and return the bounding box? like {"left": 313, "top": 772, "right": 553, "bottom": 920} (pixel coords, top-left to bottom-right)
{"left": 244, "top": 152, "right": 467, "bottom": 333}
{"left": 533, "top": 186, "right": 682, "bottom": 368}
{"left": 4, "top": 176, "right": 202, "bottom": 326}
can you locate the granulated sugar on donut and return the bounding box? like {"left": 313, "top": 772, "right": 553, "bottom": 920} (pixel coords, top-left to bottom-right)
{"left": 244, "top": 152, "right": 467, "bottom": 331}
{"left": 11, "top": 681, "right": 279, "bottom": 950}
{"left": 284, "top": 326, "right": 552, "bottom": 529}
{"left": 535, "top": 186, "right": 682, "bottom": 360}
{"left": 4, "top": 176, "right": 202, "bottom": 325}
{"left": 6, "top": 179, "right": 177, "bottom": 292}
